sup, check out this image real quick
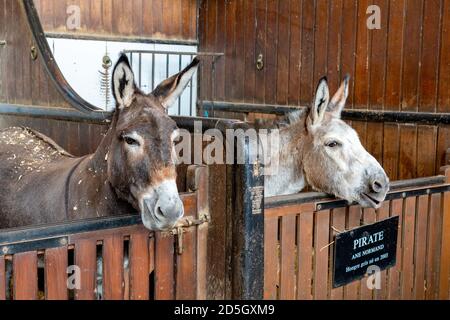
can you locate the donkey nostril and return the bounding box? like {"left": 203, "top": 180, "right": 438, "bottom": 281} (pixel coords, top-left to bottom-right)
{"left": 371, "top": 180, "right": 383, "bottom": 193}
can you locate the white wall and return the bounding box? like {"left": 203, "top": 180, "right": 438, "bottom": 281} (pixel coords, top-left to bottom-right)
{"left": 47, "top": 37, "right": 198, "bottom": 116}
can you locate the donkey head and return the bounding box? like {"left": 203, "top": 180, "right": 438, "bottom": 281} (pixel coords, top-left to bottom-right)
{"left": 300, "top": 76, "right": 389, "bottom": 208}
{"left": 108, "top": 54, "right": 198, "bottom": 230}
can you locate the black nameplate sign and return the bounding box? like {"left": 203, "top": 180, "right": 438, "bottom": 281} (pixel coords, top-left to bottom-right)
{"left": 333, "top": 216, "right": 399, "bottom": 288}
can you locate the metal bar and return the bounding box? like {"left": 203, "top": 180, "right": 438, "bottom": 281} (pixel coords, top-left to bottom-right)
{"left": 138, "top": 53, "right": 142, "bottom": 88}
{"left": 0, "top": 103, "right": 245, "bottom": 132}
{"left": 0, "top": 103, "right": 111, "bottom": 124}
{"left": 166, "top": 54, "right": 169, "bottom": 80}
{"left": 178, "top": 55, "right": 182, "bottom": 115}
{"left": 122, "top": 49, "right": 223, "bottom": 57}
{"left": 0, "top": 215, "right": 142, "bottom": 245}
{"left": 265, "top": 175, "right": 447, "bottom": 209}
{"left": 200, "top": 100, "right": 450, "bottom": 125}
{"left": 0, "top": 237, "right": 67, "bottom": 256}
{"left": 151, "top": 53, "right": 155, "bottom": 90}
{"left": 315, "top": 184, "right": 450, "bottom": 211}
{"left": 46, "top": 32, "right": 199, "bottom": 46}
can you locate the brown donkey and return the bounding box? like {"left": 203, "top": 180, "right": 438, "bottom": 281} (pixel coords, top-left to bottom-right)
{"left": 265, "top": 76, "right": 389, "bottom": 208}
{"left": 0, "top": 54, "right": 199, "bottom": 230}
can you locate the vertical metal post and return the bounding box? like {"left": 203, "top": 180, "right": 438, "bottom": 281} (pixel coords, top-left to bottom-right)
{"left": 231, "top": 134, "right": 265, "bottom": 300}
{"left": 138, "top": 53, "right": 142, "bottom": 88}
{"left": 189, "top": 54, "right": 194, "bottom": 117}
{"left": 178, "top": 54, "right": 182, "bottom": 115}
{"left": 151, "top": 53, "right": 155, "bottom": 90}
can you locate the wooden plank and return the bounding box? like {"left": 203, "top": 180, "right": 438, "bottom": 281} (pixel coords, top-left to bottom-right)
{"left": 401, "top": 196, "right": 417, "bottom": 299}
{"left": 215, "top": 1, "right": 227, "bottom": 100}
{"left": 360, "top": 208, "right": 376, "bottom": 300}
{"left": 413, "top": 195, "right": 429, "bottom": 299}
{"left": 313, "top": 210, "right": 330, "bottom": 300}
{"left": 275, "top": 0, "right": 290, "bottom": 105}
{"left": 196, "top": 221, "right": 208, "bottom": 300}
{"left": 181, "top": 0, "right": 191, "bottom": 39}
{"left": 327, "top": 0, "right": 343, "bottom": 92}
{"left": 74, "top": 239, "right": 97, "bottom": 300}
{"left": 89, "top": 0, "right": 102, "bottom": 32}
{"left": 103, "top": 234, "right": 124, "bottom": 300}
{"left": 234, "top": 0, "right": 245, "bottom": 101}
{"left": 366, "top": 122, "right": 384, "bottom": 165}
{"left": 154, "top": 232, "right": 175, "bottom": 300}
{"left": 369, "top": 0, "right": 388, "bottom": 110}
{"left": 265, "top": 203, "right": 315, "bottom": 218}
{"left": 13, "top": 252, "right": 38, "bottom": 300}
{"left": 374, "top": 202, "right": 390, "bottom": 300}
{"left": 296, "top": 210, "right": 314, "bottom": 300}
{"left": 264, "top": 0, "right": 278, "bottom": 104}
{"left": 417, "top": 126, "right": 437, "bottom": 178}
{"left": 425, "top": 193, "right": 442, "bottom": 299}
{"left": 340, "top": 0, "right": 357, "bottom": 108}
{"left": 287, "top": 0, "right": 301, "bottom": 105}
{"left": 189, "top": 0, "right": 197, "bottom": 40}
{"left": 418, "top": 0, "right": 441, "bottom": 112}
{"left": 384, "top": 0, "right": 405, "bottom": 111}
{"left": 401, "top": 0, "right": 423, "bottom": 112}
{"left": 264, "top": 216, "right": 279, "bottom": 300}
{"left": 387, "top": 199, "right": 403, "bottom": 299}
{"left": 149, "top": 236, "right": 155, "bottom": 274}
{"left": 436, "top": 127, "right": 450, "bottom": 172}
{"left": 353, "top": 0, "right": 370, "bottom": 109}
{"left": 343, "top": 205, "right": 362, "bottom": 299}
{"left": 330, "top": 207, "right": 346, "bottom": 300}
{"left": 129, "top": 231, "right": 150, "bottom": 300}
{"left": 398, "top": 125, "right": 418, "bottom": 180}
{"left": 313, "top": 0, "right": 328, "bottom": 88}
{"left": 0, "top": 256, "right": 5, "bottom": 300}
{"left": 437, "top": 0, "right": 450, "bottom": 113}
{"left": 45, "top": 247, "right": 68, "bottom": 300}
{"left": 224, "top": 0, "right": 237, "bottom": 100}
{"left": 279, "top": 215, "right": 296, "bottom": 300}
{"left": 254, "top": 0, "right": 267, "bottom": 104}
{"left": 102, "top": 0, "right": 113, "bottom": 33}
{"left": 382, "top": 123, "right": 400, "bottom": 180}
{"left": 176, "top": 228, "right": 197, "bottom": 300}
{"left": 132, "top": 0, "right": 143, "bottom": 36}
{"left": 439, "top": 170, "right": 450, "bottom": 299}
{"left": 299, "top": 0, "right": 315, "bottom": 103}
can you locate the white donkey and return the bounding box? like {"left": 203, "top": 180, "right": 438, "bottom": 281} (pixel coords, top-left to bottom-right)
{"left": 265, "top": 76, "right": 389, "bottom": 208}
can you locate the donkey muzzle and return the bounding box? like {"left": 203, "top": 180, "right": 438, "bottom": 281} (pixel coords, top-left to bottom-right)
{"left": 141, "top": 180, "right": 184, "bottom": 231}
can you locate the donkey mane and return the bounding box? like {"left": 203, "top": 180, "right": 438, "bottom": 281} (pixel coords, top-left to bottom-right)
{"left": 286, "top": 109, "right": 307, "bottom": 126}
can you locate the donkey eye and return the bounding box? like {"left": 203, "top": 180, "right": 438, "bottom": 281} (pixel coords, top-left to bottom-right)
{"left": 123, "top": 136, "right": 140, "bottom": 146}
{"left": 325, "top": 141, "right": 340, "bottom": 148}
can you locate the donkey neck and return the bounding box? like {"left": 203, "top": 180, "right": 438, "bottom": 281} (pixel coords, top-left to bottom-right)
{"left": 67, "top": 111, "right": 133, "bottom": 219}
{"left": 264, "top": 112, "right": 308, "bottom": 197}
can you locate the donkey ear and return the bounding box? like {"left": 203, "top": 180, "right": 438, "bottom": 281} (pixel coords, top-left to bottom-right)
{"left": 328, "top": 74, "right": 350, "bottom": 118}
{"left": 308, "top": 77, "right": 330, "bottom": 126}
{"left": 152, "top": 57, "right": 200, "bottom": 109}
{"left": 112, "top": 54, "right": 136, "bottom": 109}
